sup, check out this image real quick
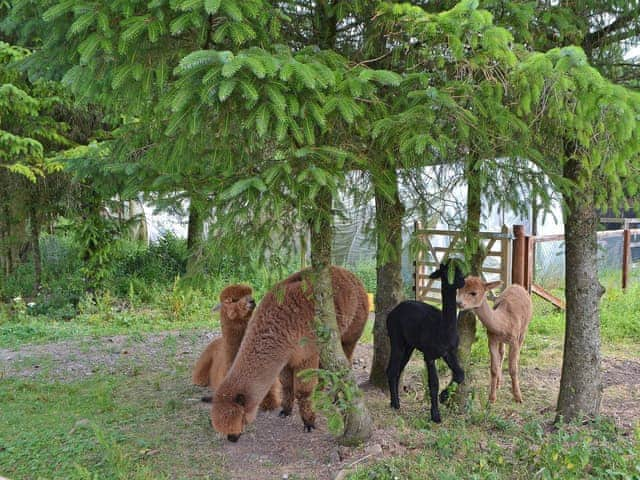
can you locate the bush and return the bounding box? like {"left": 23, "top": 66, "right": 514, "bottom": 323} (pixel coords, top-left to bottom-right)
{"left": 352, "top": 260, "right": 376, "bottom": 293}
{"left": 0, "top": 234, "right": 85, "bottom": 319}
{"left": 102, "top": 234, "right": 188, "bottom": 296}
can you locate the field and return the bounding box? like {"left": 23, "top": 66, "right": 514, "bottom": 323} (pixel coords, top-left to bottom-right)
{"left": 1, "top": 285, "right": 639, "bottom": 480}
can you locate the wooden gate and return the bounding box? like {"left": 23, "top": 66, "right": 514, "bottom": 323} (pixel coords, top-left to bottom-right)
{"left": 413, "top": 223, "right": 512, "bottom": 304}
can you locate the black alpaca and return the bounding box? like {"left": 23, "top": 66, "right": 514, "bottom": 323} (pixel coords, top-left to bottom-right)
{"left": 386, "top": 261, "right": 466, "bottom": 423}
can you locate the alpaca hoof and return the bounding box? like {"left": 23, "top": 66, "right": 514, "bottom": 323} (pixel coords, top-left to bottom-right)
{"left": 303, "top": 424, "right": 315, "bottom": 433}
{"left": 390, "top": 401, "right": 400, "bottom": 410}
{"left": 201, "top": 395, "right": 213, "bottom": 403}
{"left": 279, "top": 409, "right": 291, "bottom": 418}
{"left": 431, "top": 411, "right": 442, "bottom": 423}
{"left": 514, "top": 396, "right": 523, "bottom": 403}
{"left": 488, "top": 396, "right": 497, "bottom": 403}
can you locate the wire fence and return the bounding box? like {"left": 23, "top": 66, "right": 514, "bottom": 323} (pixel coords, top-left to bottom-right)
{"left": 534, "top": 231, "right": 640, "bottom": 296}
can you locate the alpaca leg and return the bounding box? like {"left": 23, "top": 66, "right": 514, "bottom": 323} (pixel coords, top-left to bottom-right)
{"left": 279, "top": 366, "right": 294, "bottom": 417}
{"left": 341, "top": 340, "right": 357, "bottom": 363}
{"left": 260, "top": 379, "right": 281, "bottom": 411}
{"left": 508, "top": 343, "right": 523, "bottom": 403}
{"left": 496, "top": 342, "right": 505, "bottom": 389}
{"left": 192, "top": 343, "right": 215, "bottom": 386}
{"left": 294, "top": 356, "right": 319, "bottom": 432}
{"left": 386, "top": 345, "right": 413, "bottom": 410}
{"left": 488, "top": 337, "right": 502, "bottom": 403}
{"left": 440, "top": 350, "right": 465, "bottom": 403}
{"left": 425, "top": 359, "right": 441, "bottom": 423}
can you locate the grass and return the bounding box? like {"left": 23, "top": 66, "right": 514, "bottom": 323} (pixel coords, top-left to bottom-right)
{"left": 0, "top": 363, "right": 225, "bottom": 480}
{"left": 2, "top": 280, "right": 640, "bottom": 479}
{"left": 0, "top": 289, "right": 219, "bottom": 349}
{"left": 345, "top": 416, "right": 640, "bottom": 479}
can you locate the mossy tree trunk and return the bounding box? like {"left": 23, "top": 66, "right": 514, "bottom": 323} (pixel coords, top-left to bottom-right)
{"left": 454, "top": 157, "right": 483, "bottom": 409}
{"left": 556, "top": 157, "right": 603, "bottom": 421}
{"left": 186, "top": 197, "right": 204, "bottom": 274}
{"left": 310, "top": 187, "right": 373, "bottom": 445}
{"left": 370, "top": 165, "right": 405, "bottom": 388}
{"left": 29, "top": 204, "right": 41, "bottom": 294}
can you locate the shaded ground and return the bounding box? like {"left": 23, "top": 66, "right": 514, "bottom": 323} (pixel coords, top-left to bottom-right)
{"left": 1, "top": 330, "right": 639, "bottom": 479}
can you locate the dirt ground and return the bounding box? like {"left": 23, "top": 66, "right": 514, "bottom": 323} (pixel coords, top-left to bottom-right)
{"left": 2, "top": 332, "right": 639, "bottom": 479}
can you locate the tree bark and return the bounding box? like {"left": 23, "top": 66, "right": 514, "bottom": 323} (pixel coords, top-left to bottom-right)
{"left": 186, "top": 199, "right": 204, "bottom": 274}
{"left": 556, "top": 159, "right": 603, "bottom": 422}
{"left": 454, "top": 158, "right": 483, "bottom": 409}
{"left": 29, "top": 205, "right": 42, "bottom": 294}
{"left": 310, "top": 187, "right": 372, "bottom": 445}
{"left": 369, "top": 167, "right": 405, "bottom": 388}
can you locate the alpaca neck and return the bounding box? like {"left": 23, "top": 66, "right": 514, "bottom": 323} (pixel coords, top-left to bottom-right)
{"left": 222, "top": 324, "right": 293, "bottom": 411}
{"left": 473, "top": 298, "right": 508, "bottom": 336}
{"left": 441, "top": 288, "right": 458, "bottom": 328}
{"left": 221, "top": 320, "right": 248, "bottom": 364}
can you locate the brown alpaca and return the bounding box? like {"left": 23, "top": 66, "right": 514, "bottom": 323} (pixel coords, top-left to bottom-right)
{"left": 191, "top": 284, "right": 281, "bottom": 410}
{"left": 211, "top": 266, "right": 368, "bottom": 441}
{"left": 456, "top": 276, "right": 532, "bottom": 403}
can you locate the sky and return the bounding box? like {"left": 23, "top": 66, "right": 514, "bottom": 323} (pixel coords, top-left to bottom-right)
{"left": 626, "top": 45, "right": 640, "bottom": 59}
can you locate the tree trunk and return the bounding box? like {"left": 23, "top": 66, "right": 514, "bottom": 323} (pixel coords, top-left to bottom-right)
{"left": 186, "top": 199, "right": 204, "bottom": 274}
{"left": 556, "top": 159, "right": 603, "bottom": 422}
{"left": 310, "top": 187, "right": 373, "bottom": 445}
{"left": 454, "top": 158, "right": 483, "bottom": 409}
{"left": 29, "top": 206, "right": 42, "bottom": 294}
{"left": 369, "top": 167, "right": 405, "bottom": 388}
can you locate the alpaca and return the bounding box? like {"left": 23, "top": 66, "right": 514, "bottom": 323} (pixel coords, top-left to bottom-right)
{"left": 210, "top": 266, "right": 368, "bottom": 441}
{"left": 191, "top": 284, "right": 281, "bottom": 410}
{"left": 456, "top": 277, "right": 532, "bottom": 403}
{"left": 386, "top": 261, "right": 466, "bottom": 423}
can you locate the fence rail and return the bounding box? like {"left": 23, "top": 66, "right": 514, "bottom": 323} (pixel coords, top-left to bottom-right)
{"left": 413, "top": 219, "right": 638, "bottom": 308}
{"left": 413, "top": 223, "right": 511, "bottom": 304}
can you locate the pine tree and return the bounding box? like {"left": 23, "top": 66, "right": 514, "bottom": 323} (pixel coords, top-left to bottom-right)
{"left": 0, "top": 40, "right": 75, "bottom": 286}
{"left": 513, "top": 46, "right": 640, "bottom": 420}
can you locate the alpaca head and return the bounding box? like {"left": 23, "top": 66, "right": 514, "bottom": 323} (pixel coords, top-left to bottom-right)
{"left": 214, "top": 284, "right": 256, "bottom": 321}
{"left": 456, "top": 276, "right": 502, "bottom": 310}
{"left": 211, "top": 391, "right": 256, "bottom": 442}
{"left": 429, "top": 260, "right": 466, "bottom": 291}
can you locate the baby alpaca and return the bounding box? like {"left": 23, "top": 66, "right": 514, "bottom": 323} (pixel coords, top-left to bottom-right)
{"left": 386, "top": 261, "right": 466, "bottom": 423}
{"left": 456, "top": 277, "right": 532, "bottom": 403}
{"left": 191, "top": 284, "right": 281, "bottom": 410}
{"left": 211, "top": 266, "right": 368, "bottom": 441}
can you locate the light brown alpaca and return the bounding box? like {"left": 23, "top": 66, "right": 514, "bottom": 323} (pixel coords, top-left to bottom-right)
{"left": 211, "top": 266, "right": 368, "bottom": 441}
{"left": 456, "top": 276, "right": 532, "bottom": 403}
{"left": 191, "top": 284, "right": 281, "bottom": 410}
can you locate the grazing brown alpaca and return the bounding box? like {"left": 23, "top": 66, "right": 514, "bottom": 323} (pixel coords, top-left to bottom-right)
{"left": 191, "top": 284, "right": 281, "bottom": 410}
{"left": 456, "top": 276, "right": 532, "bottom": 403}
{"left": 211, "top": 266, "right": 368, "bottom": 441}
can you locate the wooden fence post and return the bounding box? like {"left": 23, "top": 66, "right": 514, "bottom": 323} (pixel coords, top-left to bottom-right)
{"left": 526, "top": 235, "right": 535, "bottom": 294}
{"left": 500, "top": 224, "right": 511, "bottom": 286}
{"left": 512, "top": 225, "right": 526, "bottom": 287}
{"left": 622, "top": 227, "right": 631, "bottom": 291}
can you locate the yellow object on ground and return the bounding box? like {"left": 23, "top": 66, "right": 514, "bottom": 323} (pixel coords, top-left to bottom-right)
{"left": 367, "top": 293, "right": 375, "bottom": 312}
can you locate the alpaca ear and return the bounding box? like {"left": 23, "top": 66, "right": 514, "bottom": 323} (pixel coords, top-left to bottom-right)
{"left": 484, "top": 281, "right": 503, "bottom": 291}
{"left": 234, "top": 394, "right": 246, "bottom": 406}
{"left": 428, "top": 264, "right": 444, "bottom": 279}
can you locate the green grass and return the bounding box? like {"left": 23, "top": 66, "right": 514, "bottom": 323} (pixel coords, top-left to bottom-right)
{"left": 345, "top": 417, "right": 640, "bottom": 479}
{"left": 2, "top": 280, "right": 640, "bottom": 479}
{"left": 0, "top": 288, "right": 220, "bottom": 349}
{"left": 0, "top": 367, "right": 224, "bottom": 480}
